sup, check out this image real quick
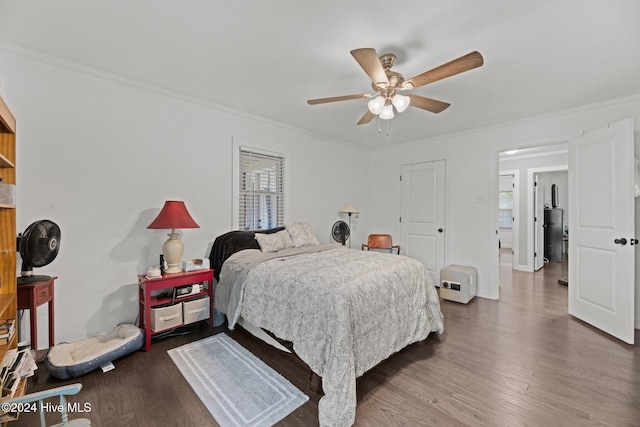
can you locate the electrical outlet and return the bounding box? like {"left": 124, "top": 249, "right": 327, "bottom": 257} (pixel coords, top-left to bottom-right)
{"left": 475, "top": 194, "right": 487, "bottom": 203}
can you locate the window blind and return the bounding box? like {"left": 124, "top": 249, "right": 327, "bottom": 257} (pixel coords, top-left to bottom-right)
{"left": 239, "top": 148, "right": 285, "bottom": 231}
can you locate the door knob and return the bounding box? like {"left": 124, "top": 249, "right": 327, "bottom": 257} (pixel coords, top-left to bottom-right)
{"left": 438, "top": 228, "right": 444, "bottom": 233}
{"left": 614, "top": 238, "right": 628, "bottom": 245}
{"left": 631, "top": 238, "right": 639, "bottom": 246}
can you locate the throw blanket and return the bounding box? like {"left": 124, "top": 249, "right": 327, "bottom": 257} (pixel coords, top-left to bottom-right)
{"left": 216, "top": 246, "right": 444, "bottom": 427}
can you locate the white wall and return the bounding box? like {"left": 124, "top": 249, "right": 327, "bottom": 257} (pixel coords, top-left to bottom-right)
{"left": 370, "top": 93, "right": 640, "bottom": 324}
{"left": 0, "top": 47, "right": 370, "bottom": 347}
{"left": 3, "top": 45, "right": 640, "bottom": 344}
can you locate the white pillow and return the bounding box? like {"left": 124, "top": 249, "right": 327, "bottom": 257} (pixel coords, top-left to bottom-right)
{"left": 254, "top": 229, "right": 294, "bottom": 252}
{"left": 285, "top": 222, "right": 320, "bottom": 247}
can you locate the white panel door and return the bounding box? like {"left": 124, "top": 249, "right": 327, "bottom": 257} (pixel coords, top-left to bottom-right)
{"left": 568, "top": 118, "right": 635, "bottom": 344}
{"left": 534, "top": 175, "right": 545, "bottom": 271}
{"left": 401, "top": 160, "right": 446, "bottom": 285}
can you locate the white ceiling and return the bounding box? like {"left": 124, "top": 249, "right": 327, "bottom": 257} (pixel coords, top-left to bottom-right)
{"left": 2, "top": 0, "right": 640, "bottom": 149}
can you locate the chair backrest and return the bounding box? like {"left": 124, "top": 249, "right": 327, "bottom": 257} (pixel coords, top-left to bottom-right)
{"left": 5, "top": 383, "right": 90, "bottom": 426}
{"left": 363, "top": 234, "right": 400, "bottom": 254}
{"left": 367, "top": 234, "right": 393, "bottom": 249}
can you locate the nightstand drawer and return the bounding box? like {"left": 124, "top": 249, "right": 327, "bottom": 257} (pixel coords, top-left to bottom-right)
{"left": 183, "top": 297, "right": 210, "bottom": 325}
{"left": 35, "top": 286, "right": 52, "bottom": 306}
{"left": 150, "top": 304, "right": 183, "bottom": 332}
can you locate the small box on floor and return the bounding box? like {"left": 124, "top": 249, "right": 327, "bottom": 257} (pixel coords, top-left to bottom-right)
{"left": 440, "top": 264, "right": 477, "bottom": 304}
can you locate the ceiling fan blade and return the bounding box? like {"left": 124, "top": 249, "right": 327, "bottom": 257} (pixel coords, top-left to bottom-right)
{"left": 357, "top": 110, "right": 375, "bottom": 125}
{"left": 405, "top": 51, "right": 484, "bottom": 89}
{"left": 351, "top": 48, "right": 390, "bottom": 88}
{"left": 406, "top": 94, "right": 450, "bottom": 113}
{"left": 307, "top": 94, "right": 367, "bottom": 105}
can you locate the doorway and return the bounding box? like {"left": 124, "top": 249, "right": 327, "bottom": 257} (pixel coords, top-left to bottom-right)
{"left": 496, "top": 117, "right": 636, "bottom": 344}
{"left": 499, "top": 145, "right": 568, "bottom": 272}
{"left": 532, "top": 168, "right": 568, "bottom": 268}
{"left": 498, "top": 171, "right": 519, "bottom": 271}
{"left": 498, "top": 148, "right": 570, "bottom": 304}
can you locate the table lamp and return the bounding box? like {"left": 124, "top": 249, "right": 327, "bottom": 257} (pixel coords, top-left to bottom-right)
{"left": 147, "top": 201, "right": 199, "bottom": 274}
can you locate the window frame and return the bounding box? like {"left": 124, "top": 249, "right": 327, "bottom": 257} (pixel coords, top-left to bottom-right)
{"left": 232, "top": 141, "right": 287, "bottom": 231}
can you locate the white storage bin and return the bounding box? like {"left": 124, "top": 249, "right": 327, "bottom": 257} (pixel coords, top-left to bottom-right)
{"left": 150, "top": 304, "right": 183, "bottom": 332}
{"left": 183, "top": 297, "right": 210, "bottom": 325}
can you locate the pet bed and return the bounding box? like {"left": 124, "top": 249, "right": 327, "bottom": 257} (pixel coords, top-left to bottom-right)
{"left": 44, "top": 323, "right": 144, "bottom": 379}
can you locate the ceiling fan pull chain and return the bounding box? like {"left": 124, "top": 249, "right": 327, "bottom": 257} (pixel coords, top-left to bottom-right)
{"left": 377, "top": 116, "right": 382, "bottom": 134}
{"left": 386, "top": 119, "right": 390, "bottom": 136}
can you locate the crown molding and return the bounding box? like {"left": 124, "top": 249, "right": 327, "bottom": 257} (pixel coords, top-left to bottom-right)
{"left": 374, "top": 92, "right": 640, "bottom": 153}
{"left": 0, "top": 42, "right": 369, "bottom": 153}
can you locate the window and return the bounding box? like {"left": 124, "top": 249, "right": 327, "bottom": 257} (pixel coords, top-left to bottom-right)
{"left": 498, "top": 191, "right": 513, "bottom": 228}
{"left": 238, "top": 148, "right": 285, "bottom": 230}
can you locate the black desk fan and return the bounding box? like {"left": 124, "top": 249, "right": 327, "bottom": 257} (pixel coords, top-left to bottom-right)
{"left": 17, "top": 219, "right": 61, "bottom": 285}
{"left": 331, "top": 220, "right": 350, "bottom": 246}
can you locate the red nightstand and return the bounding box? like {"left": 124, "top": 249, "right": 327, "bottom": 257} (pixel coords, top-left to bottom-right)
{"left": 17, "top": 276, "right": 57, "bottom": 353}
{"left": 138, "top": 269, "right": 214, "bottom": 351}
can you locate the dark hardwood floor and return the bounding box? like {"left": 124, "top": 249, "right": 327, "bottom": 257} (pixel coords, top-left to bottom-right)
{"left": 15, "top": 251, "right": 640, "bottom": 426}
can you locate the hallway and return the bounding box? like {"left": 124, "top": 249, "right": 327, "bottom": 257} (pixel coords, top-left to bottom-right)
{"left": 499, "top": 247, "right": 568, "bottom": 304}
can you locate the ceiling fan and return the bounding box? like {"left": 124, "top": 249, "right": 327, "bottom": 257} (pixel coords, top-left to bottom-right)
{"left": 307, "top": 48, "right": 484, "bottom": 125}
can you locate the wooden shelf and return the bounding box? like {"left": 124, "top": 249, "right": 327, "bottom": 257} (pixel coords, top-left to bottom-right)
{"left": 0, "top": 98, "right": 15, "bottom": 135}
{"left": 0, "top": 333, "right": 18, "bottom": 355}
{"left": 0, "top": 295, "right": 15, "bottom": 317}
{"left": 147, "top": 290, "right": 209, "bottom": 307}
{"left": 0, "top": 154, "right": 13, "bottom": 169}
{"left": 0, "top": 95, "right": 18, "bottom": 411}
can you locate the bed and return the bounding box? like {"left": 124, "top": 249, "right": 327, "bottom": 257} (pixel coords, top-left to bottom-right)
{"left": 210, "top": 224, "right": 444, "bottom": 427}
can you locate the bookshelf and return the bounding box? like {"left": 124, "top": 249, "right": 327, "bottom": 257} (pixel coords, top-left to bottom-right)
{"left": 0, "top": 94, "right": 26, "bottom": 420}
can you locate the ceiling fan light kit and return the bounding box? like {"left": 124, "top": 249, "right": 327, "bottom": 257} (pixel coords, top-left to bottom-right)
{"left": 379, "top": 104, "right": 395, "bottom": 120}
{"left": 391, "top": 93, "right": 410, "bottom": 113}
{"left": 307, "top": 48, "right": 484, "bottom": 127}
{"left": 367, "top": 96, "right": 385, "bottom": 115}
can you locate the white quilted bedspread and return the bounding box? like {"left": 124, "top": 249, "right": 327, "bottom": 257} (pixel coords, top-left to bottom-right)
{"left": 217, "top": 245, "right": 444, "bottom": 426}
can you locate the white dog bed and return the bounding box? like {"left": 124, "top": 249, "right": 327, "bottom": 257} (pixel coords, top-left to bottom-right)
{"left": 44, "top": 324, "right": 144, "bottom": 379}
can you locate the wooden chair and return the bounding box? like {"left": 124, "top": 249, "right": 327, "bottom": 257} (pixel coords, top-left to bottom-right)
{"left": 361, "top": 234, "right": 400, "bottom": 254}
{"left": 4, "top": 383, "right": 90, "bottom": 426}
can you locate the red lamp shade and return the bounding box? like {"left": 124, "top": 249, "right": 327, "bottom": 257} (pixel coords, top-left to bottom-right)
{"left": 148, "top": 201, "right": 199, "bottom": 274}
{"left": 147, "top": 201, "right": 199, "bottom": 230}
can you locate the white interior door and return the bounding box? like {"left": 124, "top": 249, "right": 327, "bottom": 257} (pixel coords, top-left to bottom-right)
{"left": 534, "top": 175, "right": 545, "bottom": 270}
{"left": 568, "top": 117, "right": 635, "bottom": 344}
{"left": 401, "top": 160, "right": 446, "bottom": 285}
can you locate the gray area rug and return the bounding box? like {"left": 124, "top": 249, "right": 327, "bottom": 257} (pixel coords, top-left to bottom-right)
{"left": 168, "top": 333, "right": 309, "bottom": 427}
